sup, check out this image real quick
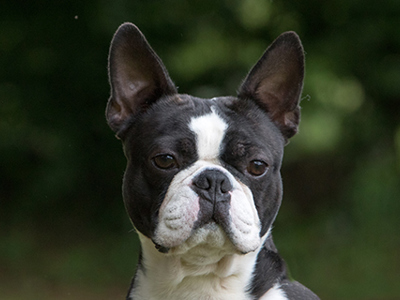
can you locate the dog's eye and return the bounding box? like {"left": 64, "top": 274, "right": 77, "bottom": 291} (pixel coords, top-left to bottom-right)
{"left": 153, "top": 154, "right": 177, "bottom": 170}
{"left": 247, "top": 160, "right": 268, "bottom": 176}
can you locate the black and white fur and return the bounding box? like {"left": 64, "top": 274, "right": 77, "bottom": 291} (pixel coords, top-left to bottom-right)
{"left": 106, "top": 23, "right": 319, "bottom": 300}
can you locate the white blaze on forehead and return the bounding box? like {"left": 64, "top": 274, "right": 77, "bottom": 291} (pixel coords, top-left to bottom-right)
{"left": 189, "top": 107, "right": 228, "bottom": 161}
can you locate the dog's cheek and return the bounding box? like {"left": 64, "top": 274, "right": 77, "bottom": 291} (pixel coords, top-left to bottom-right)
{"left": 252, "top": 175, "right": 283, "bottom": 236}
{"left": 122, "top": 163, "right": 167, "bottom": 238}
{"left": 123, "top": 181, "right": 153, "bottom": 237}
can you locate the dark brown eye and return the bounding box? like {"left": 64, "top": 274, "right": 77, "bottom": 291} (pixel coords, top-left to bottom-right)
{"left": 153, "top": 154, "right": 177, "bottom": 170}
{"left": 247, "top": 160, "right": 268, "bottom": 176}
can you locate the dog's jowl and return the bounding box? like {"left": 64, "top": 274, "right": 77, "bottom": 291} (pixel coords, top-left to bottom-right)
{"left": 106, "top": 22, "right": 320, "bottom": 300}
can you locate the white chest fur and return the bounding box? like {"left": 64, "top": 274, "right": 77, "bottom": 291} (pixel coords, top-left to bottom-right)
{"left": 131, "top": 233, "right": 258, "bottom": 300}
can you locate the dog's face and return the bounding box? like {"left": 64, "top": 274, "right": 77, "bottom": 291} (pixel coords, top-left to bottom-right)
{"left": 106, "top": 23, "right": 304, "bottom": 261}
{"left": 120, "top": 95, "right": 285, "bottom": 257}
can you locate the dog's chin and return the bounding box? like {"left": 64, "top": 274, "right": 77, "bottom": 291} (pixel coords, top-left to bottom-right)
{"left": 154, "top": 222, "right": 260, "bottom": 265}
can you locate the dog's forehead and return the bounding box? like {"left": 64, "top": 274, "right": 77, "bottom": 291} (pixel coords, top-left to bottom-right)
{"left": 188, "top": 106, "right": 228, "bottom": 162}
{"left": 126, "top": 94, "right": 283, "bottom": 160}
{"left": 137, "top": 94, "right": 231, "bottom": 134}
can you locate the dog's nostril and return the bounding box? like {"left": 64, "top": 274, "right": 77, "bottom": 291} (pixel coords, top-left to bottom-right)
{"left": 220, "top": 178, "right": 232, "bottom": 194}
{"left": 193, "top": 174, "right": 211, "bottom": 190}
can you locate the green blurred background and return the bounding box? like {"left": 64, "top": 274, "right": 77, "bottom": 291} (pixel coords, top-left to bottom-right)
{"left": 1, "top": 0, "right": 400, "bottom": 299}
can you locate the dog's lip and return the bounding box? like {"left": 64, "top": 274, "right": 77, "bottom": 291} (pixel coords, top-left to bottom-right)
{"left": 153, "top": 222, "right": 260, "bottom": 255}
{"left": 153, "top": 241, "right": 170, "bottom": 253}
{"left": 151, "top": 219, "right": 230, "bottom": 254}
{"left": 152, "top": 221, "right": 221, "bottom": 254}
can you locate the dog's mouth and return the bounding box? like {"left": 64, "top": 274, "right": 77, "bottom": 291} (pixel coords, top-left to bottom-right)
{"left": 152, "top": 196, "right": 262, "bottom": 255}
{"left": 152, "top": 195, "right": 261, "bottom": 256}
{"left": 153, "top": 222, "right": 240, "bottom": 264}
{"left": 152, "top": 221, "right": 228, "bottom": 253}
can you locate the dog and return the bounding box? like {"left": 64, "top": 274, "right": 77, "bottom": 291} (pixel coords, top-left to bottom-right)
{"left": 106, "top": 22, "right": 320, "bottom": 300}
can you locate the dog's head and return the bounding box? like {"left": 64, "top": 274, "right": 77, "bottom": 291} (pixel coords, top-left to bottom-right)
{"left": 106, "top": 23, "right": 304, "bottom": 260}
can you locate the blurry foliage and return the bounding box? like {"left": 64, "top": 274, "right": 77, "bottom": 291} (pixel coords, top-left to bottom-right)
{"left": 1, "top": 0, "right": 400, "bottom": 299}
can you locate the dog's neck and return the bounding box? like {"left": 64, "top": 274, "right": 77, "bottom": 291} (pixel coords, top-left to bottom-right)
{"left": 130, "top": 232, "right": 261, "bottom": 300}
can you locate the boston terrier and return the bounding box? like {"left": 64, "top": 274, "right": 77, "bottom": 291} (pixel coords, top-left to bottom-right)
{"left": 106, "top": 22, "right": 320, "bottom": 300}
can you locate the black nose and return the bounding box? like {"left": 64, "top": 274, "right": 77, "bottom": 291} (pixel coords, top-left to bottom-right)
{"left": 192, "top": 169, "right": 233, "bottom": 203}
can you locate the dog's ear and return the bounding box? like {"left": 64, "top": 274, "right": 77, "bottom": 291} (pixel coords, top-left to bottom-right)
{"left": 238, "top": 32, "right": 305, "bottom": 141}
{"left": 106, "top": 23, "right": 177, "bottom": 135}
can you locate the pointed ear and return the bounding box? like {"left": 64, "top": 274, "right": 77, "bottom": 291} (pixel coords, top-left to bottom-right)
{"left": 238, "top": 31, "right": 305, "bottom": 141}
{"left": 106, "top": 23, "right": 177, "bottom": 134}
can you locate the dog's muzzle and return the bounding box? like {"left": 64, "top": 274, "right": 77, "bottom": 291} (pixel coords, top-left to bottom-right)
{"left": 152, "top": 163, "right": 262, "bottom": 255}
